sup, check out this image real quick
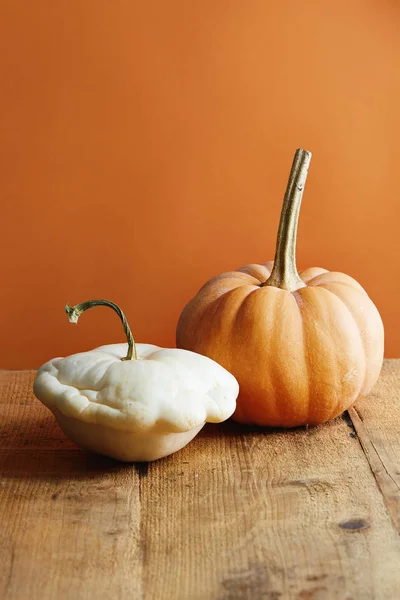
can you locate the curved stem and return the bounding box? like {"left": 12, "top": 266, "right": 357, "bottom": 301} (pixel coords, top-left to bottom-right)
{"left": 262, "top": 148, "right": 312, "bottom": 291}
{"left": 65, "top": 299, "right": 137, "bottom": 360}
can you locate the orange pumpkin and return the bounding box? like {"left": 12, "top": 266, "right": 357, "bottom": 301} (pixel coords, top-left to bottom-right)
{"left": 176, "top": 149, "right": 384, "bottom": 427}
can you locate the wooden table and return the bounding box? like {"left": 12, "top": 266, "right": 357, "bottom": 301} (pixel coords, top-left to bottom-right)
{"left": 0, "top": 362, "right": 399, "bottom": 600}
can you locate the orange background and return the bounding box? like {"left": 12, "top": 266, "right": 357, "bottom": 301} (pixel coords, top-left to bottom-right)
{"left": 1, "top": 0, "right": 399, "bottom": 369}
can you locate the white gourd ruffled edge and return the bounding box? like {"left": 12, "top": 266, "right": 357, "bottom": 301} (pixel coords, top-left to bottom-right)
{"left": 34, "top": 343, "right": 239, "bottom": 435}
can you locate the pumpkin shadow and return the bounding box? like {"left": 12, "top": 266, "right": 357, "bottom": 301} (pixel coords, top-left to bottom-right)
{"left": 198, "top": 418, "right": 311, "bottom": 438}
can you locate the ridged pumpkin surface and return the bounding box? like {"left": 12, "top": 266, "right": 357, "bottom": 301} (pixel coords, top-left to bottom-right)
{"left": 177, "top": 260, "right": 383, "bottom": 427}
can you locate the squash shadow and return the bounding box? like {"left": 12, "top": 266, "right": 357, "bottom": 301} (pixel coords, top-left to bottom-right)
{"left": 0, "top": 414, "right": 139, "bottom": 481}
{"left": 0, "top": 409, "right": 329, "bottom": 482}
{"left": 0, "top": 414, "right": 272, "bottom": 481}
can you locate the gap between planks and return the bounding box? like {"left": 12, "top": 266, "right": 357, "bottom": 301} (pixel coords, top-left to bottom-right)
{"left": 348, "top": 359, "right": 400, "bottom": 534}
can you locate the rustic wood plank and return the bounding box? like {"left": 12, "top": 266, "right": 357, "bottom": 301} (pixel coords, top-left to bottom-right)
{"left": 0, "top": 371, "right": 143, "bottom": 600}
{"left": 349, "top": 359, "right": 400, "bottom": 533}
{"left": 1, "top": 365, "right": 400, "bottom": 600}
{"left": 139, "top": 368, "right": 400, "bottom": 599}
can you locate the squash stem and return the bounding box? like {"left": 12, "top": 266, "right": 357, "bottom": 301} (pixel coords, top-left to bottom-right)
{"left": 262, "top": 148, "right": 312, "bottom": 292}
{"left": 65, "top": 299, "right": 137, "bottom": 360}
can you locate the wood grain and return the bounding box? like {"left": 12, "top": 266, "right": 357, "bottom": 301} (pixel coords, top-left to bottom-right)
{"left": 0, "top": 371, "right": 142, "bottom": 600}
{"left": 349, "top": 359, "right": 400, "bottom": 533}
{"left": 1, "top": 365, "right": 400, "bottom": 600}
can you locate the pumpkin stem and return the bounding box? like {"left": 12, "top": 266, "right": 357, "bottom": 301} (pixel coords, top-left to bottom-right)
{"left": 262, "top": 148, "right": 312, "bottom": 292}
{"left": 65, "top": 299, "right": 137, "bottom": 360}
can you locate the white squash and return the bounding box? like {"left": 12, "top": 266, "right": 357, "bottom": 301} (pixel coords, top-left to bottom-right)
{"left": 34, "top": 300, "right": 238, "bottom": 462}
